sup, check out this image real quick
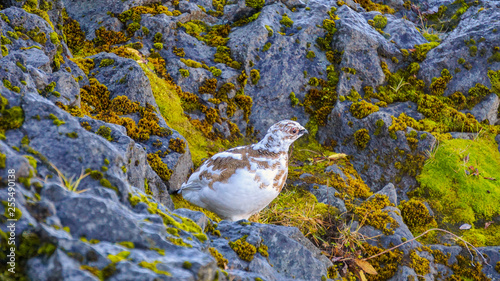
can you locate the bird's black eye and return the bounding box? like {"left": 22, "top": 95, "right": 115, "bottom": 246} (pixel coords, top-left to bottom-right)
{"left": 292, "top": 129, "right": 297, "bottom": 134}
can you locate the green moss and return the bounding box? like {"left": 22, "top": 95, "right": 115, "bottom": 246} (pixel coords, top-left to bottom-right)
{"left": 1, "top": 35, "right": 12, "bottom": 45}
{"left": 262, "top": 42, "right": 271, "bottom": 52}
{"left": 229, "top": 235, "right": 256, "bottom": 262}
{"left": 306, "top": 50, "right": 316, "bottom": 59}
{"left": 448, "top": 254, "right": 488, "bottom": 280}
{"left": 2, "top": 200, "right": 22, "bottom": 220}
{"left": 1, "top": 45, "right": 8, "bottom": 57}
{"left": 179, "top": 68, "right": 190, "bottom": 77}
{"left": 96, "top": 125, "right": 112, "bottom": 141}
{"left": 289, "top": 92, "right": 300, "bottom": 107}
{"left": 372, "top": 15, "right": 387, "bottom": 29}
{"left": 265, "top": 25, "right": 273, "bottom": 37}
{"left": 153, "top": 43, "right": 163, "bottom": 50}
{"left": 138, "top": 260, "right": 171, "bottom": 276}
{"left": 100, "top": 178, "right": 118, "bottom": 193}
{"left": 107, "top": 251, "right": 130, "bottom": 263}
{"left": 469, "top": 45, "right": 477, "bottom": 57}
{"left": 139, "top": 63, "right": 214, "bottom": 167}
{"left": 65, "top": 132, "right": 78, "bottom": 138}
{"left": 26, "top": 27, "right": 47, "bottom": 45}
{"left": 430, "top": 68, "right": 452, "bottom": 96}
{"left": 128, "top": 193, "right": 140, "bottom": 207}
{"left": 117, "top": 241, "right": 135, "bottom": 248}
{"left": 416, "top": 133, "right": 500, "bottom": 224}
{"left": 250, "top": 69, "right": 260, "bottom": 84}
{"left": 350, "top": 100, "right": 379, "bottom": 119}
{"left": 234, "top": 94, "right": 253, "bottom": 123}
{"left": 0, "top": 13, "right": 10, "bottom": 23}
{"left": 412, "top": 42, "right": 440, "bottom": 61}
{"left": 353, "top": 194, "right": 398, "bottom": 235}
{"left": 182, "top": 261, "right": 192, "bottom": 269}
{"left": 209, "top": 247, "right": 228, "bottom": 268}
{"left": 423, "top": 32, "right": 440, "bottom": 42}
{"left": 409, "top": 250, "right": 430, "bottom": 276}
{"left": 245, "top": 0, "right": 264, "bottom": 9}
{"left": 354, "top": 129, "right": 370, "bottom": 150}
{"left": 49, "top": 32, "right": 60, "bottom": 45}
{"left": 280, "top": 14, "right": 294, "bottom": 27}
{"left": 48, "top": 113, "right": 65, "bottom": 126}
{"left": 180, "top": 58, "right": 202, "bottom": 68}
{"left": 99, "top": 59, "right": 115, "bottom": 67}
{"left": 399, "top": 198, "right": 436, "bottom": 234}
{"left": 147, "top": 152, "right": 172, "bottom": 181}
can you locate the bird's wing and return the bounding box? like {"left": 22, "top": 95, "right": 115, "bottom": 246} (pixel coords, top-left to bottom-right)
{"left": 181, "top": 146, "right": 251, "bottom": 192}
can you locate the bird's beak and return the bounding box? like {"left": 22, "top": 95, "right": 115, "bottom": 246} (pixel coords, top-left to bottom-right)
{"left": 299, "top": 129, "right": 308, "bottom": 135}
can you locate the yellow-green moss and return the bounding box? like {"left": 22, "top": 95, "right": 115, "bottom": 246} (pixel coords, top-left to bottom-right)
{"left": 353, "top": 194, "right": 399, "bottom": 235}
{"left": 350, "top": 100, "right": 379, "bottom": 119}
{"left": 180, "top": 58, "right": 202, "bottom": 68}
{"left": 250, "top": 69, "right": 260, "bottom": 84}
{"left": 209, "top": 247, "right": 228, "bottom": 268}
{"left": 96, "top": 125, "right": 112, "bottom": 141}
{"left": 229, "top": 235, "right": 256, "bottom": 262}
{"left": 430, "top": 69, "right": 452, "bottom": 96}
{"left": 107, "top": 251, "right": 130, "bottom": 263}
{"left": 354, "top": 129, "right": 370, "bottom": 149}
{"left": 412, "top": 42, "right": 440, "bottom": 61}
{"left": 147, "top": 152, "right": 172, "bottom": 181}
{"left": 138, "top": 260, "right": 171, "bottom": 276}
{"left": 409, "top": 250, "right": 430, "bottom": 276}
{"left": 139, "top": 63, "right": 217, "bottom": 167}
{"left": 416, "top": 132, "right": 500, "bottom": 225}
{"left": 280, "top": 14, "right": 294, "bottom": 27}
{"left": 245, "top": 0, "right": 264, "bottom": 9}
{"left": 99, "top": 58, "right": 115, "bottom": 67}
{"left": 363, "top": 243, "right": 402, "bottom": 280}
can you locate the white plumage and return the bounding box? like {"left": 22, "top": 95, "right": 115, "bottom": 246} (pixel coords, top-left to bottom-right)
{"left": 179, "top": 120, "right": 307, "bottom": 221}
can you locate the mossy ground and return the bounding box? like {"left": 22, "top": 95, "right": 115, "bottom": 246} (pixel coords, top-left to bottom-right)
{"left": 415, "top": 131, "right": 500, "bottom": 246}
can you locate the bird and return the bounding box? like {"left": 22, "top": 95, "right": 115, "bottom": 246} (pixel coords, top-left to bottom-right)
{"left": 178, "top": 120, "right": 308, "bottom": 221}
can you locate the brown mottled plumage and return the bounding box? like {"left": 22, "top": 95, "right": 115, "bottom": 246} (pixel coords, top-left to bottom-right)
{"left": 179, "top": 120, "right": 307, "bottom": 221}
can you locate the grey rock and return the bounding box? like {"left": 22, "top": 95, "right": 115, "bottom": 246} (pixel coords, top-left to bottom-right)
{"left": 27, "top": 250, "right": 99, "bottom": 281}
{"left": 299, "top": 172, "right": 314, "bottom": 179}
{"left": 334, "top": 5, "right": 401, "bottom": 96}
{"left": 385, "top": 18, "right": 428, "bottom": 49}
{"left": 358, "top": 206, "right": 419, "bottom": 254}
{"left": 325, "top": 164, "right": 348, "bottom": 181}
{"left": 387, "top": 266, "right": 418, "bottom": 281}
{"left": 209, "top": 221, "right": 333, "bottom": 280}
{"left": 318, "top": 100, "right": 436, "bottom": 197}
{"left": 88, "top": 52, "right": 194, "bottom": 192}
{"left": 419, "top": 2, "right": 500, "bottom": 96}
{"left": 173, "top": 208, "right": 209, "bottom": 231}
{"left": 308, "top": 184, "right": 347, "bottom": 213}
{"left": 463, "top": 93, "right": 499, "bottom": 125}
{"left": 376, "top": 183, "right": 398, "bottom": 205}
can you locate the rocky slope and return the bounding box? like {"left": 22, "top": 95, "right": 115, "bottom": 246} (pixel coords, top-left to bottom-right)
{"left": 0, "top": 0, "right": 499, "bottom": 280}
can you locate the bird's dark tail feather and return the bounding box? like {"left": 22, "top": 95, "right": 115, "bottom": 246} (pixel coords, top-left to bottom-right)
{"left": 168, "top": 188, "right": 182, "bottom": 195}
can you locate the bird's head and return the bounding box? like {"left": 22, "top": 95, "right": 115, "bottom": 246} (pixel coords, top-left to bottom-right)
{"left": 254, "top": 120, "right": 308, "bottom": 153}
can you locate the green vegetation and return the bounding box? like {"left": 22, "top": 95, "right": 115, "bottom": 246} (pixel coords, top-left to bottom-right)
{"left": 416, "top": 133, "right": 500, "bottom": 226}
{"left": 280, "top": 14, "right": 294, "bottom": 28}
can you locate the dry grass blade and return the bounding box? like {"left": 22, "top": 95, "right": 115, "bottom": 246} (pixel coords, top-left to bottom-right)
{"left": 354, "top": 259, "right": 377, "bottom": 275}
{"left": 51, "top": 163, "right": 90, "bottom": 193}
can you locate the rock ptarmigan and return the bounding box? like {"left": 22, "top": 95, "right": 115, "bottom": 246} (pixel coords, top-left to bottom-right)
{"left": 179, "top": 120, "right": 307, "bottom": 221}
